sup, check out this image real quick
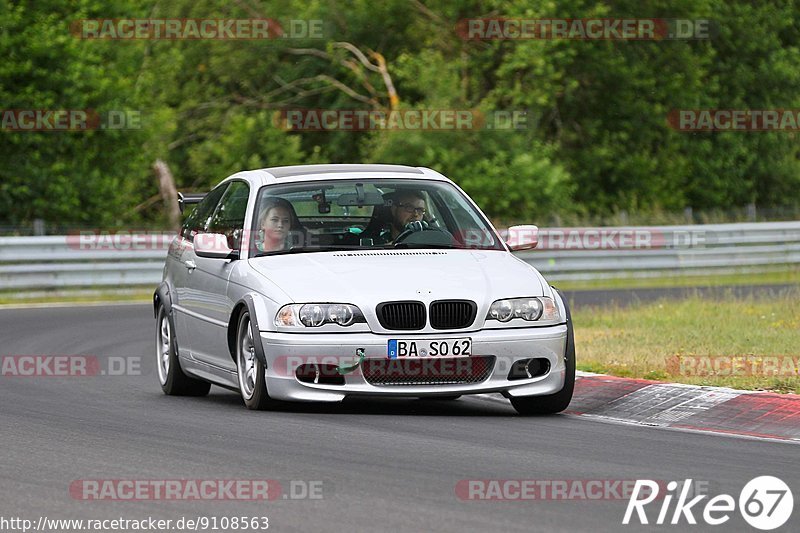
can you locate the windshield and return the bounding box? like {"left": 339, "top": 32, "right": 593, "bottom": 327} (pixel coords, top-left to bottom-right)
{"left": 251, "top": 179, "right": 504, "bottom": 256}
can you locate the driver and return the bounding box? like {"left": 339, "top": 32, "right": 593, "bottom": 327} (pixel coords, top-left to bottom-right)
{"left": 389, "top": 190, "right": 427, "bottom": 240}
{"left": 364, "top": 190, "right": 428, "bottom": 245}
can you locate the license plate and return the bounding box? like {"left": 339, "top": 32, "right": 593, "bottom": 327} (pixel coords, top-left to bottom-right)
{"left": 387, "top": 338, "right": 472, "bottom": 359}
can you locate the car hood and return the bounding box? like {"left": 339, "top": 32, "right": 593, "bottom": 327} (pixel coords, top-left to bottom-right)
{"left": 247, "top": 249, "right": 545, "bottom": 304}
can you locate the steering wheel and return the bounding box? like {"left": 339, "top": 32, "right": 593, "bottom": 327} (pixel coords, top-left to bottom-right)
{"left": 393, "top": 220, "right": 450, "bottom": 245}
{"left": 393, "top": 220, "right": 428, "bottom": 244}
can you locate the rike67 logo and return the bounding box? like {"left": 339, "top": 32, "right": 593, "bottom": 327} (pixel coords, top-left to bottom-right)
{"left": 623, "top": 476, "right": 793, "bottom": 530}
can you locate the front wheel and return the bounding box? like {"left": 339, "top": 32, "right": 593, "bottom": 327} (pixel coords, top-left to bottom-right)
{"left": 155, "top": 305, "right": 210, "bottom": 396}
{"left": 510, "top": 293, "right": 575, "bottom": 415}
{"left": 236, "top": 311, "right": 275, "bottom": 410}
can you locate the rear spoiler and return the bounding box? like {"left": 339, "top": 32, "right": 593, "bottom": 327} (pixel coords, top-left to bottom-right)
{"left": 177, "top": 192, "right": 205, "bottom": 213}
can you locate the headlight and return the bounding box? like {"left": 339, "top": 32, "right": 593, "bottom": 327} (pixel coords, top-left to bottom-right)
{"left": 486, "top": 297, "right": 561, "bottom": 323}
{"left": 275, "top": 303, "right": 366, "bottom": 328}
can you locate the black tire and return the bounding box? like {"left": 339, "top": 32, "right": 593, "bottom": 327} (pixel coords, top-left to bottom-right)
{"left": 510, "top": 292, "right": 575, "bottom": 415}
{"left": 235, "top": 311, "right": 275, "bottom": 410}
{"left": 155, "top": 305, "right": 211, "bottom": 397}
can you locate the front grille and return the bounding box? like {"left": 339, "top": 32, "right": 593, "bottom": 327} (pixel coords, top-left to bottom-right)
{"left": 430, "top": 300, "right": 477, "bottom": 330}
{"left": 377, "top": 301, "right": 426, "bottom": 330}
{"left": 362, "top": 356, "right": 495, "bottom": 386}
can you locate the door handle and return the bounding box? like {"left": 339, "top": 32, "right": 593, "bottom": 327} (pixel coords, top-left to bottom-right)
{"left": 185, "top": 260, "right": 197, "bottom": 272}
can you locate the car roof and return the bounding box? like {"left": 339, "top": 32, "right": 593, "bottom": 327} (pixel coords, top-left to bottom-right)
{"left": 219, "top": 164, "right": 453, "bottom": 188}
{"left": 265, "top": 164, "right": 425, "bottom": 179}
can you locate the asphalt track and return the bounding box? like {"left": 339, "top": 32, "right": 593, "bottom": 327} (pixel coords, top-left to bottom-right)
{"left": 0, "top": 303, "right": 797, "bottom": 532}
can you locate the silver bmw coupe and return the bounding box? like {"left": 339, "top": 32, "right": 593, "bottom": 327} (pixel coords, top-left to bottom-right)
{"left": 154, "top": 164, "right": 575, "bottom": 414}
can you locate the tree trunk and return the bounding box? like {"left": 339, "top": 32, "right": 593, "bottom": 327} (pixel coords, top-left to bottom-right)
{"left": 153, "top": 159, "right": 180, "bottom": 231}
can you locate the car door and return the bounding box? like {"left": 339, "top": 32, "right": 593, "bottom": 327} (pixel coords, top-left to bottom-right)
{"left": 182, "top": 180, "right": 250, "bottom": 370}
{"left": 173, "top": 183, "right": 229, "bottom": 360}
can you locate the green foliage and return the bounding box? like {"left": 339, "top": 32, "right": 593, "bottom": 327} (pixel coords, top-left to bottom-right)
{"left": 1, "top": 0, "right": 799, "bottom": 229}
{"left": 0, "top": 0, "right": 151, "bottom": 227}
{"left": 367, "top": 127, "right": 573, "bottom": 223}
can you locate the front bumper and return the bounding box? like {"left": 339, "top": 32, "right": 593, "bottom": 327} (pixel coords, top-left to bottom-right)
{"left": 261, "top": 324, "right": 568, "bottom": 402}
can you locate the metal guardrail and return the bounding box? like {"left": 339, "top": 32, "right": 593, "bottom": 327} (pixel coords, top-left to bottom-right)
{"left": 0, "top": 235, "right": 169, "bottom": 290}
{"left": 516, "top": 222, "right": 800, "bottom": 280}
{"left": 0, "top": 222, "right": 798, "bottom": 290}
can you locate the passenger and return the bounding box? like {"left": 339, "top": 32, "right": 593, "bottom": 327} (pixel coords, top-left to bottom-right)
{"left": 256, "top": 197, "right": 302, "bottom": 252}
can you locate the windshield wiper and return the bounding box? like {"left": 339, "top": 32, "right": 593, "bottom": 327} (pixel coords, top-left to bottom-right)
{"left": 253, "top": 245, "right": 362, "bottom": 257}
{"left": 391, "top": 243, "right": 464, "bottom": 250}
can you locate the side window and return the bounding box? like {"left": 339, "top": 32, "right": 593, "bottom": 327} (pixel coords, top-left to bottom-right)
{"left": 207, "top": 181, "right": 250, "bottom": 249}
{"left": 180, "top": 184, "right": 229, "bottom": 242}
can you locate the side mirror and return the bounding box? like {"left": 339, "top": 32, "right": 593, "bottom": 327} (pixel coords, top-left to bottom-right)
{"left": 177, "top": 192, "right": 205, "bottom": 213}
{"left": 194, "top": 233, "right": 239, "bottom": 260}
{"left": 505, "top": 225, "right": 538, "bottom": 251}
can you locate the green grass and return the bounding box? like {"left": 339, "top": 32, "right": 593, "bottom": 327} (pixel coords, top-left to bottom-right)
{"left": 572, "top": 287, "right": 800, "bottom": 393}
{"left": 0, "top": 287, "right": 153, "bottom": 306}
{"left": 555, "top": 266, "right": 800, "bottom": 291}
